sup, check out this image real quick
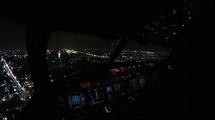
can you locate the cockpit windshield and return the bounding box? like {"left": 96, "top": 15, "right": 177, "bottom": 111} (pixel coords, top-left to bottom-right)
{"left": 46, "top": 31, "right": 171, "bottom": 82}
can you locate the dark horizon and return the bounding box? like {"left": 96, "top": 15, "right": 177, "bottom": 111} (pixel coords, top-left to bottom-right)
{"left": 0, "top": 18, "right": 171, "bottom": 53}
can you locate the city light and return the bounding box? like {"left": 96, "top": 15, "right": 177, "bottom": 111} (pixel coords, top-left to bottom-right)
{"left": 65, "top": 49, "right": 77, "bottom": 54}
{"left": 58, "top": 50, "right": 61, "bottom": 58}
{"left": 0, "top": 50, "right": 33, "bottom": 119}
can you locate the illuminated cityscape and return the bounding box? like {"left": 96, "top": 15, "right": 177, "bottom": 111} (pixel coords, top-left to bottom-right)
{"left": 0, "top": 48, "right": 168, "bottom": 119}
{"left": 0, "top": 50, "right": 33, "bottom": 120}
{"left": 46, "top": 48, "right": 168, "bottom": 81}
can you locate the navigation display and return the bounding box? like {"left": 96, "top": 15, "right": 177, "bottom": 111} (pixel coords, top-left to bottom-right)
{"left": 139, "top": 76, "right": 146, "bottom": 88}
{"left": 106, "top": 86, "right": 112, "bottom": 93}
{"left": 69, "top": 95, "right": 81, "bottom": 109}
{"left": 71, "top": 95, "right": 81, "bottom": 102}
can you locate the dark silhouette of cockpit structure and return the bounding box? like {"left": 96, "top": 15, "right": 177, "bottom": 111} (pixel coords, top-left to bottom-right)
{"left": 0, "top": 1, "right": 214, "bottom": 119}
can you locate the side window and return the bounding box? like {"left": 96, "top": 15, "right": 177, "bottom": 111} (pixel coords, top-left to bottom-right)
{"left": 0, "top": 19, "right": 33, "bottom": 120}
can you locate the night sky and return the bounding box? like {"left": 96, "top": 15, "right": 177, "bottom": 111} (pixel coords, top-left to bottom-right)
{"left": 49, "top": 31, "right": 171, "bottom": 52}
{"left": 0, "top": 18, "right": 170, "bottom": 52}
{"left": 0, "top": 18, "right": 26, "bottom": 50}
